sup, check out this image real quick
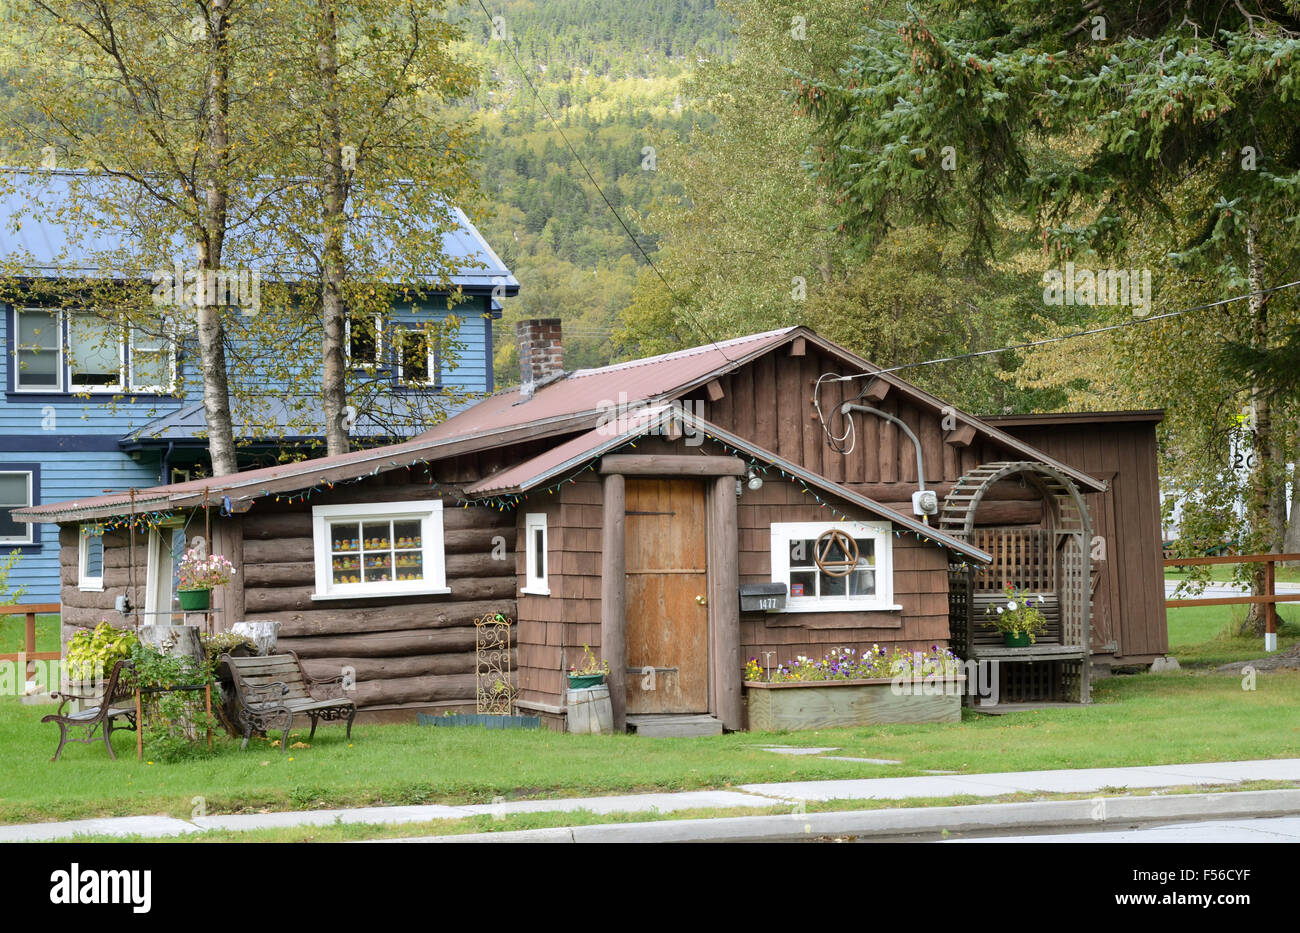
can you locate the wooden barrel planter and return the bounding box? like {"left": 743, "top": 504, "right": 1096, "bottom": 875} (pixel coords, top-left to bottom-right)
{"left": 744, "top": 677, "right": 964, "bottom": 732}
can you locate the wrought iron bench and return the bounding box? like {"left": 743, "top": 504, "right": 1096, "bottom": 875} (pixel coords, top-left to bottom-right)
{"left": 42, "top": 659, "right": 137, "bottom": 761}
{"left": 219, "top": 651, "right": 355, "bottom": 752}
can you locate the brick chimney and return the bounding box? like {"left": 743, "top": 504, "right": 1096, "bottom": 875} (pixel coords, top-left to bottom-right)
{"left": 516, "top": 318, "right": 564, "bottom": 400}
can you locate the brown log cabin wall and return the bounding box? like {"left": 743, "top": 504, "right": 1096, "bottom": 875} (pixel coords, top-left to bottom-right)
{"left": 736, "top": 477, "right": 952, "bottom": 666}
{"left": 515, "top": 472, "right": 603, "bottom": 720}
{"left": 510, "top": 433, "right": 959, "bottom": 717}
{"left": 991, "top": 418, "right": 1167, "bottom": 662}
{"left": 58, "top": 460, "right": 526, "bottom": 714}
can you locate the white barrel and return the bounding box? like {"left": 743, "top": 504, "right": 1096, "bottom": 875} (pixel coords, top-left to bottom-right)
{"left": 566, "top": 685, "right": 614, "bottom": 734}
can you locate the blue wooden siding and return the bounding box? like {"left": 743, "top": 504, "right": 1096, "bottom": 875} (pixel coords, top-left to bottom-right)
{"left": 0, "top": 448, "right": 163, "bottom": 602}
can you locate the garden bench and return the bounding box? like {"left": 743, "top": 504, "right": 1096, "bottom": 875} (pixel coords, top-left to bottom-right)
{"left": 219, "top": 651, "right": 355, "bottom": 752}
{"left": 42, "top": 659, "right": 137, "bottom": 761}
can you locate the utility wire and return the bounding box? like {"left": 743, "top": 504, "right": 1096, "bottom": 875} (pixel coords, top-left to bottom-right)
{"left": 472, "top": 0, "right": 733, "bottom": 361}
{"left": 836, "top": 280, "right": 1300, "bottom": 382}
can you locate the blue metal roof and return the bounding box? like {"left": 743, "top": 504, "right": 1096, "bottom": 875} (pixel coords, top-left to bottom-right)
{"left": 0, "top": 169, "right": 518, "bottom": 293}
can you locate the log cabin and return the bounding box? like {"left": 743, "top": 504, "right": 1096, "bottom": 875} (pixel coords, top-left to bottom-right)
{"left": 15, "top": 321, "right": 1167, "bottom": 730}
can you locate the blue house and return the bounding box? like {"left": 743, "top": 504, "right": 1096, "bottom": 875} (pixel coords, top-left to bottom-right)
{"left": 0, "top": 169, "right": 517, "bottom": 602}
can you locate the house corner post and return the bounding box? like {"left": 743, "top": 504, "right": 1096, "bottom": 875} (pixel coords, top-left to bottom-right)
{"left": 713, "top": 474, "right": 742, "bottom": 730}
{"left": 601, "top": 472, "right": 627, "bottom": 731}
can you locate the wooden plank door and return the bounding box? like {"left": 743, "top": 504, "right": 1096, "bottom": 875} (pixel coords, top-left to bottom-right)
{"left": 624, "top": 478, "right": 709, "bottom": 714}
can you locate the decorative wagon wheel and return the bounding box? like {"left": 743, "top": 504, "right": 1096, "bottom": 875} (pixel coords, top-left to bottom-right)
{"left": 814, "top": 529, "right": 859, "bottom": 578}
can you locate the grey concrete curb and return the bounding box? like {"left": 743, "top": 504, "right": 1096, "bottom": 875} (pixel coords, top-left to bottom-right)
{"left": 386, "top": 788, "right": 1300, "bottom": 843}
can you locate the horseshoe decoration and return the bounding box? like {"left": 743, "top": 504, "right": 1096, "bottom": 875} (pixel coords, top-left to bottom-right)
{"left": 814, "top": 529, "right": 859, "bottom": 578}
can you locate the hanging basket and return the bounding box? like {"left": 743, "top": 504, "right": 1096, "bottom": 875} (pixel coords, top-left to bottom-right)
{"left": 567, "top": 672, "right": 606, "bottom": 690}
{"left": 178, "top": 588, "right": 212, "bottom": 611}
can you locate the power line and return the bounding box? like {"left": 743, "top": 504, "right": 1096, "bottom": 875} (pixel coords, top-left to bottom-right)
{"left": 836, "top": 280, "right": 1300, "bottom": 382}
{"left": 472, "top": 1, "right": 733, "bottom": 362}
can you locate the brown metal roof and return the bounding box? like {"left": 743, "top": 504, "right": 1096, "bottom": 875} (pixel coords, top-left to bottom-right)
{"left": 465, "top": 406, "right": 993, "bottom": 564}
{"left": 415, "top": 327, "right": 800, "bottom": 444}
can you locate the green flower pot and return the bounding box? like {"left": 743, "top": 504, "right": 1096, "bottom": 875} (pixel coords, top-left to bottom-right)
{"left": 1003, "top": 631, "right": 1031, "bottom": 648}
{"left": 568, "top": 673, "right": 606, "bottom": 689}
{"left": 178, "top": 588, "right": 212, "bottom": 611}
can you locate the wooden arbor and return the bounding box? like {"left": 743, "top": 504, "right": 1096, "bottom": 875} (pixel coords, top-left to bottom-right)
{"left": 941, "top": 461, "right": 1092, "bottom": 704}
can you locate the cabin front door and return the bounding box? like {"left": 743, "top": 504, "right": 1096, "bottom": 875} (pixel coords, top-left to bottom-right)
{"left": 624, "top": 477, "right": 709, "bottom": 714}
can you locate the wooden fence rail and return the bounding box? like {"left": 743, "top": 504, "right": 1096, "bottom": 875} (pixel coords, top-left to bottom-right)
{"left": 0, "top": 603, "right": 62, "bottom": 680}
{"left": 1163, "top": 553, "right": 1299, "bottom": 650}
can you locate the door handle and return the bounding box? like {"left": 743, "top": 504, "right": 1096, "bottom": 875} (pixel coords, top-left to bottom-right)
{"left": 695, "top": 594, "right": 707, "bottom": 606}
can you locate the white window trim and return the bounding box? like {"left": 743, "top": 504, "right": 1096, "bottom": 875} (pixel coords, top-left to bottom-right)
{"left": 396, "top": 327, "right": 439, "bottom": 387}
{"left": 521, "top": 512, "right": 550, "bottom": 596}
{"left": 14, "top": 308, "right": 63, "bottom": 393}
{"left": 0, "top": 471, "right": 34, "bottom": 544}
{"left": 311, "top": 499, "right": 449, "bottom": 600}
{"left": 345, "top": 312, "right": 384, "bottom": 368}
{"left": 769, "top": 520, "right": 899, "bottom": 613}
{"left": 128, "top": 326, "right": 177, "bottom": 393}
{"left": 67, "top": 312, "right": 126, "bottom": 394}
{"left": 78, "top": 524, "right": 104, "bottom": 592}
{"left": 13, "top": 308, "right": 176, "bottom": 394}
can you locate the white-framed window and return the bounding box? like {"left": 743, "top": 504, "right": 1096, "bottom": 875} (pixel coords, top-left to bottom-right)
{"left": 311, "top": 499, "right": 449, "bottom": 599}
{"left": 14, "top": 309, "right": 61, "bottom": 391}
{"left": 522, "top": 512, "right": 549, "bottom": 596}
{"left": 0, "top": 472, "right": 33, "bottom": 544}
{"left": 12, "top": 308, "right": 174, "bottom": 393}
{"left": 129, "top": 325, "right": 176, "bottom": 392}
{"left": 397, "top": 327, "right": 439, "bottom": 387}
{"left": 769, "top": 520, "right": 897, "bottom": 612}
{"left": 79, "top": 525, "right": 104, "bottom": 591}
{"left": 67, "top": 312, "right": 125, "bottom": 392}
{"left": 346, "top": 313, "right": 383, "bottom": 368}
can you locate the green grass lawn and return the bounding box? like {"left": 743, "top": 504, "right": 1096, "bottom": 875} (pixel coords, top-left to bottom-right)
{"left": 0, "top": 612, "right": 59, "bottom": 653}
{"left": 1167, "top": 605, "right": 1300, "bottom": 667}
{"left": 2, "top": 605, "right": 1297, "bottom": 826}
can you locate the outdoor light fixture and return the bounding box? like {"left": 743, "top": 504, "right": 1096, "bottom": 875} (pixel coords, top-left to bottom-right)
{"left": 746, "top": 469, "right": 764, "bottom": 491}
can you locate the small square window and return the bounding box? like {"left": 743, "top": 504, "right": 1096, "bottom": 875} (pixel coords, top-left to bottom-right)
{"left": 312, "top": 500, "right": 448, "bottom": 599}
{"left": 770, "top": 521, "right": 894, "bottom": 612}
{"left": 398, "top": 328, "right": 439, "bottom": 386}
{"left": 348, "top": 314, "right": 381, "bottom": 367}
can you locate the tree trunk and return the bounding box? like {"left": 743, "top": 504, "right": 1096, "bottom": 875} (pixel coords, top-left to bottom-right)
{"left": 317, "top": 0, "right": 351, "bottom": 457}
{"left": 1242, "top": 222, "right": 1282, "bottom": 635}
{"left": 198, "top": 0, "right": 239, "bottom": 476}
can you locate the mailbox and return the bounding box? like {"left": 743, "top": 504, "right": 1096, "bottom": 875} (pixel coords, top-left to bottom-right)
{"left": 739, "top": 582, "right": 786, "bottom": 612}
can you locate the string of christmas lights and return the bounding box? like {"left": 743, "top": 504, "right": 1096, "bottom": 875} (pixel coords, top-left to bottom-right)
{"left": 78, "top": 432, "right": 975, "bottom": 568}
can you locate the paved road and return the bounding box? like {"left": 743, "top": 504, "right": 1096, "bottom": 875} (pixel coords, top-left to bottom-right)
{"left": 948, "top": 815, "right": 1300, "bottom": 843}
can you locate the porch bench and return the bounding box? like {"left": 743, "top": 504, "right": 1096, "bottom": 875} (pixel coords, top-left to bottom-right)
{"left": 42, "top": 659, "right": 137, "bottom": 761}
{"left": 956, "top": 592, "right": 1091, "bottom": 703}
{"left": 219, "top": 651, "right": 356, "bottom": 752}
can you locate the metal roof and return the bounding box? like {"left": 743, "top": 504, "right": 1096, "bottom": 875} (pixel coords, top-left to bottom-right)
{"left": 0, "top": 169, "right": 518, "bottom": 292}
{"left": 415, "top": 327, "right": 799, "bottom": 443}
{"left": 466, "top": 405, "right": 992, "bottom": 564}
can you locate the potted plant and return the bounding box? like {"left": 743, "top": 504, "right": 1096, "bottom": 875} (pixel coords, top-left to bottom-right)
{"left": 983, "top": 582, "right": 1048, "bottom": 647}
{"left": 176, "top": 548, "right": 237, "bottom": 611}
{"left": 567, "top": 644, "right": 610, "bottom": 689}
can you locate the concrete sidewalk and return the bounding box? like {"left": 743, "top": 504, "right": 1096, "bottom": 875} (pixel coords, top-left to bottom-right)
{"left": 3, "top": 757, "right": 1298, "bottom": 843}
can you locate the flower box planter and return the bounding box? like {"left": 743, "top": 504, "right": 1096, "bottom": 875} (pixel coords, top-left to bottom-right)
{"left": 567, "top": 673, "right": 606, "bottom": 690}
{"left": 744, "top": 677, "right": 964, "bottom": 732}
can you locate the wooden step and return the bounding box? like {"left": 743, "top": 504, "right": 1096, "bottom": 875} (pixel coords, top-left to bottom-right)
{"left": 626, "top": 714, "right": 723, "bottom": 737}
